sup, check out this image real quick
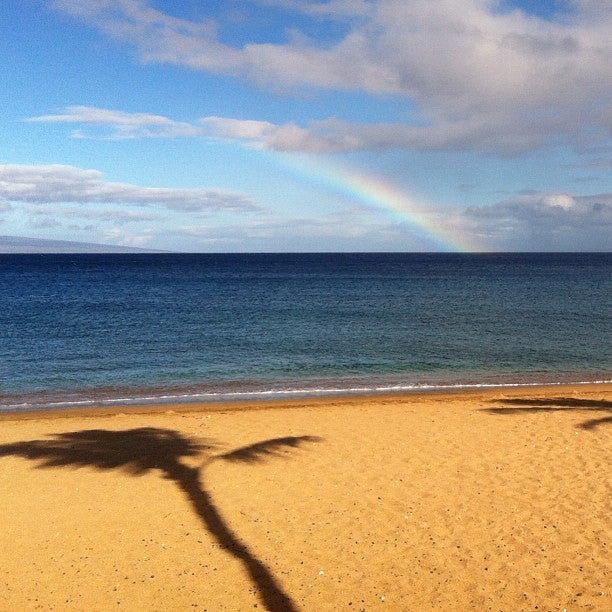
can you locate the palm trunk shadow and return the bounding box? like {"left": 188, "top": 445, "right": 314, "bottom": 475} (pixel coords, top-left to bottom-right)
{"left": 0, "top": 428, "right": 321, "bottom": 612}
{"left": 166, "top": 460, "right": 297, "bottom": 612}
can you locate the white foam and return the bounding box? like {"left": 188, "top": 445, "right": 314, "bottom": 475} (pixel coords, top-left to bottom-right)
{"left": 2, "top": 378, "right": 610, "bottom": 412}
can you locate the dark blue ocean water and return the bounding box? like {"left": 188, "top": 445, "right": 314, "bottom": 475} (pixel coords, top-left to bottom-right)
{"left": 0, "top": 253, "right": 610, "bottom": 411}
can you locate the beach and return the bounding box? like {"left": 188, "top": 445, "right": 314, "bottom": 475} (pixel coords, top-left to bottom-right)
{"left": 1, "top": 384, "right": 610, "bottom": 611}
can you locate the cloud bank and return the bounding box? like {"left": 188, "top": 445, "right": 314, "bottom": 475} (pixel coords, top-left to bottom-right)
{"left": 4, "top": 163, "right": 607, "bottom": 250}
{"left": 0, "top": 164, "right": 262, "bottom": 212}
{"left": 463, "top": 190, "right": 612, "bottom": 250}
{"left": 298, "top": 189, "right": 608, "bottom": 252}
{"left": 164, "top": 189, "right": 612, "bottom": 252}
{"left": 30, "top": 105, "right": 597, "bottom": 155}
{"left": 49, "top": 0, "right": 612, "bottom": 155}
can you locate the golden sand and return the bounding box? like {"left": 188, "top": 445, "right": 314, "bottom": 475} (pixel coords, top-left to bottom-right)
{"left": 1, "top": 384, "right": 610, "bottom": 611}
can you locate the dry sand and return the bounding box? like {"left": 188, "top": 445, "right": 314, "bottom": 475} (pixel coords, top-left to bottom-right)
{"left": 0, "top": 384, "right": 610, "bottom": 611}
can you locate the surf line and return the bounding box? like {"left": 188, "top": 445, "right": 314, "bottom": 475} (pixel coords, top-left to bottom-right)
{"left": 274, "top": 153, "right": 481, "bottom": 252}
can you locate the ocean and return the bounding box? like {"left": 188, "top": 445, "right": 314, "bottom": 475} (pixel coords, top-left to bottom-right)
{"left": 0, "top": 253, "right": 610, "bottom": 412}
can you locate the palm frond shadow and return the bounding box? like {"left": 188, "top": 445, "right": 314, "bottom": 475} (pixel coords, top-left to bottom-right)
{"left": 0, "top": 427, "right": 322, "bottom": 611}
{"left": 482, "top": 397, "right": 612, "bottom": 430}
{"left": 219, "top": 435, "right": 322, "bottom": 463}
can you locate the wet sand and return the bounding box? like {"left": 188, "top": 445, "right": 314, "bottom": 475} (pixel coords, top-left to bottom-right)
{"left": 1, "top": 384, "right": 610, "bottom": 610}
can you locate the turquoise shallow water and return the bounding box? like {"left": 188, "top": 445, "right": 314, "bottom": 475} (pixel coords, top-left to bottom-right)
{"left": 0, "top": 253, "right": 610, "bottom": 411}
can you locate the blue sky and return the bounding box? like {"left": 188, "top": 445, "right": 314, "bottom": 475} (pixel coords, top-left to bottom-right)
{"left": 0, "top": 0, "right": 610, "bottom": 251}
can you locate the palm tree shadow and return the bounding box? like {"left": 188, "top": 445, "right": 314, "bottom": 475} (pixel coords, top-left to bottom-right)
{"left": 0, "top": 427, "right": 322, "bottom": 611}
{"left": 482, "top": 397, "right": 612, "bottom": 430}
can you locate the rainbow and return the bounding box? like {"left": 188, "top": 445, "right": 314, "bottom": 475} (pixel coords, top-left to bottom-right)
{"left": 275, "top": 154, "right": 483, "bottom": 252}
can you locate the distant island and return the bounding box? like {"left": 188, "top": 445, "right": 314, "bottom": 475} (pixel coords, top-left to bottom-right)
{"left": 0, "top": 235, "right": 165, "bottom": 254}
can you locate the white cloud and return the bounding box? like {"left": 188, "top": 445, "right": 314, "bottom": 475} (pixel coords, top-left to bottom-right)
{"left": 200, "top": 116, "right": 331, "bottom": 151}
{"left": 29, "top": 217, "right": 62, "bottom": 229}
{"left": 29, "top": 205, "right": 160, "bottom": 224}
{"left": 102, "top": 227, "right": 157, "bottom": 247}
{"left": 169, "top": 189, "right": 612, "bottom": 252}
{"left": 253, "top": 0, "right": 373, "bottom": 19}
{"left": 464, "top": 190, "right": 612, "bottom": 250}
{"left": 199, "top": 115, "right": 559, "bottom": 154}
{"left": 0, "top": 164, "right": 263, "bottom": 213}
{"left": 29, "top": 106, "right": 560, "bottom": 154}
{"left": 466, "top": 191, "right": 612, "bottom": 219}
{"left": 28, "top": 105, "right": 205, "bottom": 139}
{"left": 572, "top": 158, "right": 612, "bottom": 170}
{"left": 199, "top": 116, "right": 278, "bottom": 141}
{"left": 174, "top": 208, "right": 425, "bottom": 251}
{"left": 49, "top": 0, "right": 612, "bottom": 155}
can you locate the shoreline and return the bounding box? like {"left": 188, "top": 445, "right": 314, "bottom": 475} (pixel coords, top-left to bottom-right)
{"left": 0, "top": 371, "right": 612, "bottom": 418}
{"left": 2, "top": 381, "right": 610, "bottom": 421}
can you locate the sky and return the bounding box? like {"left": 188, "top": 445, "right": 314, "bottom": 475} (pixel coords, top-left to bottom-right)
{"left": 0, "top": 0, "right": 611, "bottom": 252}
